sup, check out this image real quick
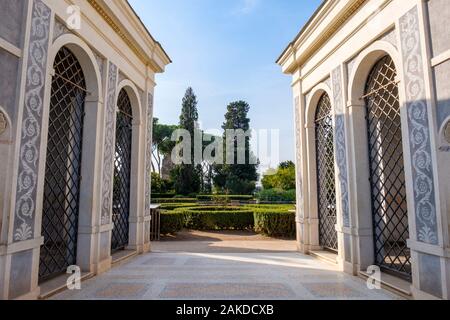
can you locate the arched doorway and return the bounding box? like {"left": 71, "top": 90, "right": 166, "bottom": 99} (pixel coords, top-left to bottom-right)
{"left": 364, "top": 55, "right": 411, "bottom": 280}
{"left": 111, "top": 89, "right": 133, "bottom": 253}
{"left": 39, "top": 47, "right": 86, "bottom": 282}
{"left": 315, "top": 93, "right": 338, "bottom": 252}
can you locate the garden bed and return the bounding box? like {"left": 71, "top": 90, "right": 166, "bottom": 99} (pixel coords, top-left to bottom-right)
{"left": 160, "top": 204, "right": 296, "bottom": 238}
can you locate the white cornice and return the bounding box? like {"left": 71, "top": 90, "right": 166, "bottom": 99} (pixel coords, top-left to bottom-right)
{"left": 88, "top": 0, "right": 171, "bottom": 73}
{"left": 277, "top": 0, "right": 367, "bottom": 74}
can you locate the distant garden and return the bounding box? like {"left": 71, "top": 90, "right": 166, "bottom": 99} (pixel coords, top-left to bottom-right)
{"left": 151, "top": 87, "right": 296, "bottom": 238}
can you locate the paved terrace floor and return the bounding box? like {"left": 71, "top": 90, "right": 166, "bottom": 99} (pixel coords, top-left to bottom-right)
{"left": 52, "top": 231, "right": 401, "bottom": 300}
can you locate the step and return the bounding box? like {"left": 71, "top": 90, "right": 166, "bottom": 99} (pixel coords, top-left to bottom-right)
{"left": 111, "top": 250, "right": 138, "bottom": 267}
{"left": 359, "top": 270, "right": 412, "bottom": 299}
{"left": 309, "top": 250, "right": 339, "bottom": 265}
{"left": 39, "top": 272, "right": 94, "bottom": 300}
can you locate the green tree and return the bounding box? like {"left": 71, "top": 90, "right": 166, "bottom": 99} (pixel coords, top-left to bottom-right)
{"left": 261, "top": 161, "right": 296, "bottom": 191}
{"left": 151, "top": 172, "right": 163, "bottom": 193}
{"left": 261, "top": 168, "right": 278, "bottom": 189}
{"left": 279, "top": 161, "right": 295, "bottom": 170}
{"left": 213, "top": 101, "right": 258, "bottom": 195}
{"left": 152, "top": 118, "right": 178, "bottom": 175}
{"left": 172, "top": 87, "right": 201, "bottom": 195}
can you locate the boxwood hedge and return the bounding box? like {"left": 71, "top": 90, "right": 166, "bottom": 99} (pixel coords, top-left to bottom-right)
{"left": 253, "top": 210, "right": 296, "bottom": 238}
{"left": 151, "top": 193, "right": 176, "bottom": 199}
{"left": 159, "top": 203, "right": 198, "bottom": 211}
{"left": 196, "top": 195, "right": 254, "bottom": 202}
{"left": 160, "top": 211, "right": 185, "bottom": 235}
{"left": 255, "top": 189, "right": 296, "bottom": 203}
{"left": 152, "top": 198, "right": 197, "bottom": 204}
{"left": 173, "top": 206, "right": 254, "bottom": 230}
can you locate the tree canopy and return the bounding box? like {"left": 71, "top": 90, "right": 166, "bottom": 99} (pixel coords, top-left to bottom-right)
{"left": 261, "top": 161, "right": 296, "bottom": 191}
{"left": 213, "top": 101, "right": 259, "bottom": 195}
{"left": 172, "top": 87, "right": 202, "bottom": 195}
{"left": 152, "top": 118, "right": 178, "bottom": 175}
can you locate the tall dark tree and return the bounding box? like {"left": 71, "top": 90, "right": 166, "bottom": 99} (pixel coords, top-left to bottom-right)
{"left": 172, "top": 87, "right": 201, "bottom": 195}
{"left": 213, "top": 101, "right": 258, "bottom": 195}
{"left": 152, "top": 118, "right": 178, "bottom": 175}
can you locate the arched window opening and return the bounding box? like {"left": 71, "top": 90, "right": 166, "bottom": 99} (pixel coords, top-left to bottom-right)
{"left": 111, "top": 89, "right": 133, "bottom": 253}
{"left": 40, "top": 47, "right": 86, "bottom": 282}
{"left": 365, "top": 55, "right": 411, "bottom": 280}
{"left": 315, "top": 93, "right": 338, "bottom": 252}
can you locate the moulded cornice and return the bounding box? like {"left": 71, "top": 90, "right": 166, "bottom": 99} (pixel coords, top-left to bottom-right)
{"left": 87, "top": 0, "right": 171, "bottom": 73}
{"left": 277, "top": 0, "right": 367, "bottom": 74}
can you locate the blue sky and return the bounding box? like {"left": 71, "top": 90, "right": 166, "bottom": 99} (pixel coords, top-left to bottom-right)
{"left": 129, "top": 0, "right": 322, "bottom": 164}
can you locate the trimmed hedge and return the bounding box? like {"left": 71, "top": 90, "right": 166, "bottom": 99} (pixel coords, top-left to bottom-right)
{"left": 159, "top": 204, "right": 296, "bottom": 238}
{"left": 159, "top": 203, "right": 198, "bottom": 211}
{"left": 152, "top": 198, "right": 197, "bottom": 204}
{"left": 245, "top": 204, "right": 295, "bottom": 211}
{"left": 173, "top": 194, "right": 198, "bottom": 199}
{"left": 196, "top": 195, "right": 254, "bottom": 202}
{"left": 151, "top": 193, "right": 176, "bottom": 199}
{"left": 160, "top": 211, "right": 185, "bottom": 235}
{"left": 174, "top": 206, "right": 254, "bottom": 230}
{"left": 253, "top": 210, "right": 296, "bottom": 238}
{"left": 256, "top": 189, "right": 296, "bottom": 203}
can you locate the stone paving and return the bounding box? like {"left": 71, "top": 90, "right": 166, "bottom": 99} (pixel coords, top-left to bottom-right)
{"left": 51, "top": 231, "right": 402, "bottom": 300}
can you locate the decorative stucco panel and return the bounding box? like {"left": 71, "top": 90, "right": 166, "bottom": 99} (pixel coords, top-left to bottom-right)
{"left": 346, "top": 57, "right": 357, "bottom": 88}
{"left": 145, "top": 93, "right": 154, "bottom": 217}
{"left": 13, "top": 0, "right": 51, "bottom": 242}
{"left": 331, "top": 67, "right": 350, "bottom": 228}
{"left": 379, "top": 29, "right": 398, "bottom": 49}
{"left": 399, "top": 7, "right": 439, "bottom": 245}
{"left": 100, "top": 62, "right": 118, "bottom": 225}
{"left": 53, "top": 19, "right": 71, "bottom": 42}
{"left": 294, "top": 96, "right": 303, "bottom": 219}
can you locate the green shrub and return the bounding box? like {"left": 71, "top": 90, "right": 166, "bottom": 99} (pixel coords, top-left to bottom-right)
{"left": 151, "top": 193, "right": 176, "bottom": 199}
{"left": 173, "top": 194, "right": 198, "bottom": 199}
{"left": 196, "top": 195, "right": 254, "bottom": 202}
{"left": 174, "top": 206, "right": 254, "bottom": 230}
{"left": 159, "top": 203, "right": 198, "bottom": 211}
{"left": 180, "top": 206, "right": 245, "bottom": 212}
{"left": 245, "top": 204, "right": 295, "bottom": 211}
{"left": 160, "top": 211, "right": 185, "bottom": 234}
{"left": 158, "top": 204, "right": 296, "bottom": 237}
{"left": 152, "top": 198, "right": 197, "bottom": 204}
{"left": 196, "top": 195, "right": 216, "bottom": 201}
{"left": 255, "top": 189, "right": 296, "bottom": 203}
{"left": 253, "top": 210, "right": 296, "bottom": 238}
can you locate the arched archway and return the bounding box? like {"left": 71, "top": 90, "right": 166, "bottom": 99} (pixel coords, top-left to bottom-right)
{"left": 111, "top": 89, "right": 134, "bottom": 252}
{"left": 39, "top": 46, "right": 87, "bottom": 282}
{"left": 346, "top": 41, "right": 411, "bottom": 276}
{"left": 314, "top": 93, "right": 338, "bottom": 252}
{"left": 364, "top": 55, "right": 410, "bottom": 279}
{"left": 304, "top": 83, "right": 338, "bottom": 253}
{"left": 39, "top": 34, "right": 103, "bottom": 279}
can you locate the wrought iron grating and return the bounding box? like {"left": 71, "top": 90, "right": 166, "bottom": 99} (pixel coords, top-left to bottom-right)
{"left": 315, "top": 93, "right": 338, "bottom": 252}
{"left": 111, "top": 89, "right": 133, "bottom": 252}
{"left": 40, "top": 47, "right": 86, "bottom": 282}
{"left": 365, "top": 55, "right": 411, "bottom": 280}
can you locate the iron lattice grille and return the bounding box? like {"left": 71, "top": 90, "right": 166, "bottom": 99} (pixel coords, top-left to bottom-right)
{"left": 111, "top": 89, "right": 133, "bottom": 252}
{"left": 365, "top": 55, "right": 411, "bottom": 280}
{"left": 315, "top": 93, "right": 338, "bottom": 252}
{"left": 40, "top": 47, "right": 86, "bottom": 282}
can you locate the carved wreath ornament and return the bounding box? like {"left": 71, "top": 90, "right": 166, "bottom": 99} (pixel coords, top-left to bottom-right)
{"left": 0, "top": 111, "right": 7, "bottom": 135}
{"left": 444, "top": 121, "right": 450, "bottom": 144}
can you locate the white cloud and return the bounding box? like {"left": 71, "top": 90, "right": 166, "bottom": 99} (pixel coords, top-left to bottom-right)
{"left": 233, "top": 0, "right": 260, "bottom": 15}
